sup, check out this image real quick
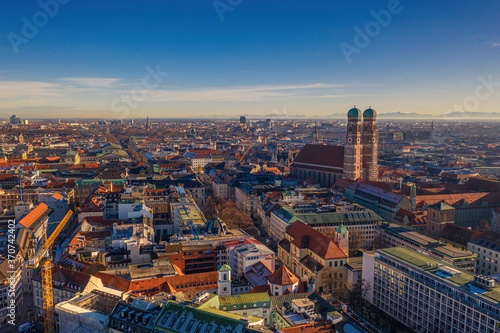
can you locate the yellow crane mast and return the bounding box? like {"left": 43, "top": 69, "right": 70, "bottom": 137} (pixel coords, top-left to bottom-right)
{"left": 27, "top": 209, "right": 73, "bottom": 333}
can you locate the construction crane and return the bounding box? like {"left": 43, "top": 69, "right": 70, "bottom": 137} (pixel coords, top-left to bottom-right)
{"left": 15, "top": 165, "right": 24, "bottom": 203}
{"left": 239, "top": 143, "right": 254, "bottom": 163}
{"left": 27, "top": 209, "right": 73, "bottom": 333}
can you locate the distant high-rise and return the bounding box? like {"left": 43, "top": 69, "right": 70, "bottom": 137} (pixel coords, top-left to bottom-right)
{"left": 10, "top": 115, "right": 21, "bottom": 125}
{"left": 239, "top": 115, "right": 246, "bottom": 125}
{"left": 146, "top": 116, "right": 150, "bottom": 131}
{"left": 265, "top": 118, "right": 272, "bottom": 128}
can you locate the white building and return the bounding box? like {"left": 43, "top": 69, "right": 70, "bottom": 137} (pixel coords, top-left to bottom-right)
{"left": 217, "top": 264, "right": 232, "bottom": 296}
{"left": 468, "top": 231, "right": 500, "bottom": 276}
{"left": 233, "top": 243, "right": 275, "bottom": 277}
{"left": 183, "top": 151, "right": 212, "bottom": 169}
{"left": 55, "top": 286, "right": 124, "bottom": 333}
{"left": 33, "top": 266, "right": 102, "bottom": 319}
{"left": 363, "top": 247, "right": 500, "bottom": 333}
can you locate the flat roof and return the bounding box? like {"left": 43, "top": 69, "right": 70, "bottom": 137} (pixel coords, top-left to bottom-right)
{"left": 381, "top": 224, "right": 476, "bottom": 259}
{"left": 379, "top": 247, "right": 500, "bottom": 304}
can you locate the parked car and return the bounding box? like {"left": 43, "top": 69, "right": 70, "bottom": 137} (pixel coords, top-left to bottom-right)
{"left": 18, "top": 323, "right": 35, "bottom": 332}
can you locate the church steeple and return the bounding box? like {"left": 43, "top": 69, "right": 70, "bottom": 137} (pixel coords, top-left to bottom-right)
{"left": 334, "top": 224, "right": 349, "bottom": 257}
{"left": 343, "top": 106, "right": 363, "bottom": 180}
{"left": 362, "top": 107, "right": 378, "bottom": 181}
{"left": 217, "top": 265, "right": 232, "bottom": 296}
{"left": 314, "top": 122, "right": 320, "bottom": 144}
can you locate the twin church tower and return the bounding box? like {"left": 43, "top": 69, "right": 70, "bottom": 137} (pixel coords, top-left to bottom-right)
{"left": 343, "top": 106, "right": 378, "bottom": 182}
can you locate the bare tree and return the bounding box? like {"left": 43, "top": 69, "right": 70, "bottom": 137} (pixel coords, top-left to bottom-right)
{"left": 321, "top": 266, "right": 344, "bottom": 293}
{"left": 349, "top": 229, "right": 363, "bottom": 256}
{"left": 345, "top": 278, "right": 371, "bottom": 311}
{"left": 373, "top": 232, "right": 389, "bottom": 250}
{"left": 205, "top": 196, "right": 253, "bottom": 231}
{"left": 476, "top": 219, "right": 491, "bottom": 232}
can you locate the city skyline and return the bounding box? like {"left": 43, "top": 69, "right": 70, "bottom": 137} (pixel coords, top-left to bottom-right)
{"left": 1, "top": 0, "right": 499, "bottom": 118}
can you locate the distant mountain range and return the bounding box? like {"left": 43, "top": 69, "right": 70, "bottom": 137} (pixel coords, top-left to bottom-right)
{"left": 320, "top": 111, "right": 500, "bottom": 120}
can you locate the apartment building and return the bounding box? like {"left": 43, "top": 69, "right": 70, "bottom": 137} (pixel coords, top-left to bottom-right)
{"left": 233, "top": 243, "right": 275, "bottom": 277}
{"left": 375, "top": 223, "right": 477, "bottom": 272}
{"left": 270, "top": 204, "right": 381, "bottom": 248}
{"left": 278, "top": 221, "right": 347, "bottom": 292}
{"left": 468, "top": 231, "right": 500, "bottom": 276}
{"left": 363, "top": 247, "right": 500, "bottom": 333}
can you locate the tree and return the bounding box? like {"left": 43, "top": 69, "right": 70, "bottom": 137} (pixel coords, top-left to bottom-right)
{"left": 373, "top": 232, "right": 388, "bottom": 250}
{"left": 349, "top": 229, "right": 363, "bottom": 257}
{"left": 205, "top": 196, "right": 253, "bottom": 232}
{"left": 476, "top": 219, "right": 491, "bottom": 232}
{"left": 344, "top": 278, "right": 371, "bottom": 311}
{"left": 321, "top": 266, "right": 344, "bottom": 293}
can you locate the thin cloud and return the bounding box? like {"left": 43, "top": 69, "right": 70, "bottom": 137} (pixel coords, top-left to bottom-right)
{"left": 0, "top": 79, "right": 377, "bottom": 109}
{"left": 59, "top": 77, "right": 121, "bottom": 88}
{"left": 0, "top": 81, "right": 60, "bottom": 99}
{"left": 485, "top": 42, "right": 500, "bottom": 48}
{"left": 143, "top": 83, "right": 345, "bottom": 102}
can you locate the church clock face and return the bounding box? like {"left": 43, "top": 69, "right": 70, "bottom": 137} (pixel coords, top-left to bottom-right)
{"left": 357, "top": 137, "right": 361, "bottom": 143}
{"left": 348, "top": 137, "right": 352, "bottom": 143}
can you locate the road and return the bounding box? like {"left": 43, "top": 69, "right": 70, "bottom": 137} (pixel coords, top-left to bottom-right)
{"left": 246, "top": 220, "right": 279, "bottom": 253}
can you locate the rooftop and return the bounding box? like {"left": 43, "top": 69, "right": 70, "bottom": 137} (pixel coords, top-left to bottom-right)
{"left": 379, "top": 223, "right": 476, "bottom": 259}
{"left": 378, "top": 247, "right": 500, "bottom": 304}
{"left": 219, "top": 292, "right": 271, "bottom": 306}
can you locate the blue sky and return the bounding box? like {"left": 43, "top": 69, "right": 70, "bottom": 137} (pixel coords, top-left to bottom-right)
{"left": 0, "top": 0, "right": 499, "bottom": 118}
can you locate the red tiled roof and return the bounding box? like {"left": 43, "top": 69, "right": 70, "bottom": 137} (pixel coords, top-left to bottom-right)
{"left": 47, "top": 180, "right": 75, "bottom": 188}
{"left": 124, "top": 271, "right": 218, "bottom": 296}
{"left": 19, "top": 203, "right": 50, "bottom": 229}
{"left": 394, "top": 208, "right": 428, "bottom": 226}
{"left": 129, "top": 277, "right": 169, "bottom": 295}
{"left": 80, "top": 197, "right": 104, "bottom": 212}
{"left": 223, "top": 238, "right": 262, "bottom": 248}
{"left": 42, "top": 156, "right": 60, "bottom": 162}
{"left": 249, "top": 284, "right": 271, "bottom": 296}
{"left": 165, "top": 271, "right": 218, "bottom": 294}
{"left": 439, "top": 224, "right": 483, "bottom": 246}
{"left": 48, "top": 266, "right": 92, "bottom": 290}
{"left": 279, "top": 321, "right": 334, "bottom": 333}
{"left": 292, "top": 144, "right": 344, "bottom": 169}
{"left": 94, "top": 271, "right": 131, "bottom": 291}
{"left": 415, "top": 192, "right": 500, "bottom": 208}
{"left": 80, "top": 230, "right": 111, "bottom": 239}
{"left": 287, "top": 221, "right": 347, "bottom": 260}
{"left": 268, "top": 265, "right": 299, "bottom": 286}
{"left": 0, "top": 174, "right": 18, "bottom": 181}
{"left": 159, "top": 163, "right": 185, "bottom": 168}
{"left": 51, "top": 193, "right": 63, "bottom": 200}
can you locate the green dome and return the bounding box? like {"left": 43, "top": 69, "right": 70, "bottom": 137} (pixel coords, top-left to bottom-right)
{"left": 347, "top": 107, "right": 361, "bottom": 118}
{"left": 336, "top": 224, "right": 348, "bottom": 234}
{"left": 363, "top": 108, "right": 377, "bottom": 118}
{"left": 218, "top": 264, "right": 231, "bottom": 272}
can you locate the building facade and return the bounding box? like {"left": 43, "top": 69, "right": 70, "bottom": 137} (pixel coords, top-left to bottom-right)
{"left": 468, "top": 232, "right": 500, "bottom": 276}
{"left": 363, "top": 247, "right": 500, "bottom": 333}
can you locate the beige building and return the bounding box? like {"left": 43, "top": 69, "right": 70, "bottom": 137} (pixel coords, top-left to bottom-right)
{"left": 468, "top": 231, "right": 500, "bottom": 276}
{"left": 278, "top": 221, "right": 347, "bottom": 292}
